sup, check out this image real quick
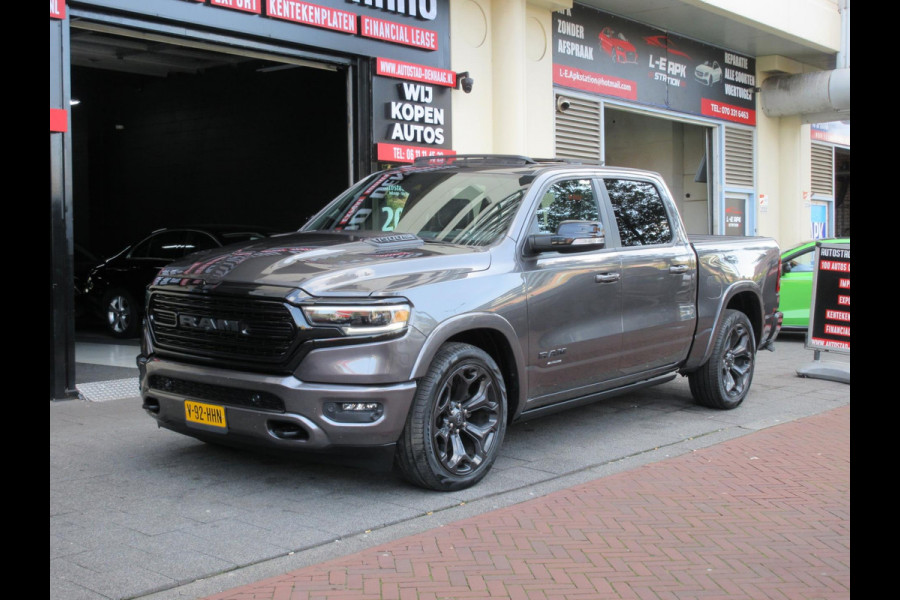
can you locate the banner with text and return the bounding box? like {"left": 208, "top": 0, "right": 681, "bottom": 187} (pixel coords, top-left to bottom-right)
{"left": 50, "top": 0, "right": 65, "bottom": 19}
{"left": 811, "top": 121, "right": 850, "bottom": 146}
{"left": 184, "top": 0, "right": 450, "bottom": 67}
{"left": 553, "top": 4, "right": 756, "bottom": 125}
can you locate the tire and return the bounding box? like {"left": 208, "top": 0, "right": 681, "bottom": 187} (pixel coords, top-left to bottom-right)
{"left": 396, "top": 343, "right": 508, "bottom": 491}
{"left": 103, "top": 288, "right": 139, "bottom": 338}
{"left": 688, "top": 309, "right": 756, "bottom": 410}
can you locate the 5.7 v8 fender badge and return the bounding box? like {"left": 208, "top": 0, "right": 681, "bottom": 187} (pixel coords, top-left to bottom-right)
{"left": 538, "top": 347, "right": 567, "bottom": 360}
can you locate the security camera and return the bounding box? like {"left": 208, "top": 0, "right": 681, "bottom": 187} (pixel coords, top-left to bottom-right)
{"left": 556, "top": 96, "right": 571, "bottom": 112}
{"left": 459, "top": 73, "right": 474, "bottom": 94}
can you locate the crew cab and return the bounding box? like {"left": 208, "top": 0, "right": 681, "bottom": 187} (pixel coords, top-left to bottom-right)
{"left": 137, "top": 156, "right": 782, "bottom": 491}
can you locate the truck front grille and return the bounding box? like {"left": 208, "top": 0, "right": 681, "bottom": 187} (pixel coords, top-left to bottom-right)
{"left": 148, "top": 291, "right": 297, "bottom": 366}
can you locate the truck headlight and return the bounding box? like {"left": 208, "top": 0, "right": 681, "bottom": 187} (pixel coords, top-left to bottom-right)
{"left": 301, "top": 304, "right": 411, "bottom": 336}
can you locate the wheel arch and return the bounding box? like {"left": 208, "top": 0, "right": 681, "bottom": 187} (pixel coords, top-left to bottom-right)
{"left": 683, "top": 283, "right": 764, "bottom": 372}
{"left": 409, "top": 313, "right": 525, "bottom": 424}
{"left": 724, "top": 289, "right": 763, "bottom": 347}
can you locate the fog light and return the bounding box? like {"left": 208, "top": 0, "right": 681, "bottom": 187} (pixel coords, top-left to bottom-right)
{"left": 324, "top": 402, "right": 384, "bottom": 423}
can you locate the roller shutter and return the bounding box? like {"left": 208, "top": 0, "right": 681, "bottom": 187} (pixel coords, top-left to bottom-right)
{"left": 811, "top": 142, "right": 834, "bottom": 196}
{"left": 554, "top": 96, "right": 602, "bottom": 164}
{"left": 724, "top": 126, "right": 754, "bottom": 188}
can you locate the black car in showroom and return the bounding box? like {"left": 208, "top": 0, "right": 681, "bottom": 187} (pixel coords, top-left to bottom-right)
{"left": 82, "top": 226, "right": 273, "bottom": 338}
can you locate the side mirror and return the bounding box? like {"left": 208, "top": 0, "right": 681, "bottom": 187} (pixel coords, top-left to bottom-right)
{"left": 782, "top": 261, "right": 791, "bottom": 274}
{"left": 527, "top": 220, "right": 605, "bottom": 254}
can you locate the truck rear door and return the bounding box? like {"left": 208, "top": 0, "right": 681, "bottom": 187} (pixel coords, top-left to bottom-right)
{"left": 600, "top": 177, "right": 698, "bottom": 375}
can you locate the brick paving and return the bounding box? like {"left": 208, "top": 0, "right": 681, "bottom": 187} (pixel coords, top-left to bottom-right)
{"left": 202, "top": 405, "right": 850, "bottom": 600}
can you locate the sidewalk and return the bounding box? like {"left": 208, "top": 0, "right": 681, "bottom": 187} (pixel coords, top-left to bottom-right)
{"left": 52, "top": 334, "right": 849, "bottom": 600}
{"left": 202, "top": 404, "right": 850, "bottom": 600}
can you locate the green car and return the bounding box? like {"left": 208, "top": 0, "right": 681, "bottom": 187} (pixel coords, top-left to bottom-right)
{"left": 779, "top": 237, "right": 850, "bottom": 330}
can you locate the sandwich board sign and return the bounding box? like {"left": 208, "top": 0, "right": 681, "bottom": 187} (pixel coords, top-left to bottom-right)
{"left": 806, "top": 242, "right": 850, "bottom": 354}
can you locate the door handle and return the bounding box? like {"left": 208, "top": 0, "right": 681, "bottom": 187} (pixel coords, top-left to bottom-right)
{"left": 595, "top": 272, "right": 620, "bottom": 283}
{"left": 669, "top": 264, "right": 689, "bottom": 274}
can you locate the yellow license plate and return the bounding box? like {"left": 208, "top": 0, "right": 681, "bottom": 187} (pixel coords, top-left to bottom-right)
{"left": 184, "top": 400, "right": 227, "bottom": 429}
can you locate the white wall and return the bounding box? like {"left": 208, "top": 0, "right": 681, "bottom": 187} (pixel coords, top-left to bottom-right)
{"left": 692, "top": 0, "right": 842, "bottom": 53}
{"left": 755, "top": 54, "right": 821, "bottom": 248}
{"left": 450, "top": 0, "right": 566, "bottom": 156}
{"left": 450, "top": 0, "right": 495, "bottom": 153}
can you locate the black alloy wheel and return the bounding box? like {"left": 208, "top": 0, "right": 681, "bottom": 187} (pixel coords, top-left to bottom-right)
{"left": 397, "top": 343, "right": 507, "bottom": 491}
{"left": 689, "top": 309, "right": 756, "bottom": 410}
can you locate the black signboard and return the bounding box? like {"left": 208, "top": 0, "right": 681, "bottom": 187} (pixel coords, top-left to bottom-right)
{"left": 807, "top": 242, "right": 850, "bottom": 354}
{"left": 724, "top": 197, "right": 745, "bottom": 236}
{"left": 553, "top": 4, "right": 756, "bottom": 125}
{"left": 372, "top": 59, "right": 455, "bottom": 163}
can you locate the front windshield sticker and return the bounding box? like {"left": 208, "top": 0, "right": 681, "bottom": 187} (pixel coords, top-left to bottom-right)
{"left": 382, "top": 185, "right": 409, "bottom": 231}
{"left": 336, "top": 172, "right": 403, "bottom": 230}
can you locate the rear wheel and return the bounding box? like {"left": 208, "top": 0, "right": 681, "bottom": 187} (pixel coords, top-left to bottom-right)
{"left": 396, "top": 343, "right": 507, "bottom": 491}
{"left": 688, "top": 309, "right": 755, "bottom": 410}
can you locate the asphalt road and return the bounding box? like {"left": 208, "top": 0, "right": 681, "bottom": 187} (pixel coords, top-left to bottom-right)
{"left": 50, "top": 333, "right": 849, "bottom": 600}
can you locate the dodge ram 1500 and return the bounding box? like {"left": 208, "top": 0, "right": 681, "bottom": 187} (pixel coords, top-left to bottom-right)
{"left": 137, "top": 155, "right": 782, "bottom": 490}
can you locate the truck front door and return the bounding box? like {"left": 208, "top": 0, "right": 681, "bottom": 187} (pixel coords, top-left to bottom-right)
{"left": 522, "top": 178, "right": 623, "bottom": 406}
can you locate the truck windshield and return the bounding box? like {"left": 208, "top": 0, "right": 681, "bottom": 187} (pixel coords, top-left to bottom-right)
{"left": 304, "top": 169, "right": 528, "bottom": 247}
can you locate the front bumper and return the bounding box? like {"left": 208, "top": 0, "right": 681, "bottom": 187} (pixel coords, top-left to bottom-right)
{"left": 137, "top": 355, "right": 417, "bottom": 450}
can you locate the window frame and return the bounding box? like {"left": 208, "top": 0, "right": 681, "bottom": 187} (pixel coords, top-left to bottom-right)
{"left": 518, "top": 175, "right": 620, "bottom": 257}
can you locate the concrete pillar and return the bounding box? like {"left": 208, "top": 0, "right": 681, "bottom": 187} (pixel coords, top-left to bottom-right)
{"left": 776, "top": 115, "right": 812, "bottom": 248}
{"left": 755, "top": 56, "right": 814, "bottom": 247}
{"left": 491, "top": 0, "right": 527, "bottom": 153}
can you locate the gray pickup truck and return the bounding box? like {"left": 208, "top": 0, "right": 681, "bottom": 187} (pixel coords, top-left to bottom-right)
{"left": 137, "top": 155, "right": 783, "bottom": 490}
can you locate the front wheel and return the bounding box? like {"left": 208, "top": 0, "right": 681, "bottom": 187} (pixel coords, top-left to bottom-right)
{"left": 396, "top": 343, "right": 507, "bottom": 491}
{"left": 103, "top": 289, "right": 139, "bottom": 338}
{"left": 688, "top": 309, "right": 756, "bottom": 410}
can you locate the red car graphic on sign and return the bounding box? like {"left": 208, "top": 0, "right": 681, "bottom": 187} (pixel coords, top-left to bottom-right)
{"left": 599, "top": 27, "right": 638, "bottom": 64}
{"left": 643, "top": 34, "right": 692, "bottom": 60}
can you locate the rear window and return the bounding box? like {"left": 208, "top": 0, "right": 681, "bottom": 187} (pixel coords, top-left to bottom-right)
{"left": 604, "top": 179, "right": 673, "bottom": 246}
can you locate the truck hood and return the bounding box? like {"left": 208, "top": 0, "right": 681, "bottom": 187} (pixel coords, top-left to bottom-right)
{"left": 153, "top": 231, "right": 492, "bottom": 297}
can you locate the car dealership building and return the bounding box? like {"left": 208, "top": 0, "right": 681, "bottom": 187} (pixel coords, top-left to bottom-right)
{"left": 50, "top": 0, "right": 849, "bottom": 398}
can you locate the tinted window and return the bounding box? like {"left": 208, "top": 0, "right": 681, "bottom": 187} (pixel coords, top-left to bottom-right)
{"left": 785, "top": 248, "right": 815, "bottom": 272}
{"left": 533, "top": 179, "right": 599, "bottom": 234}
{"left": 184, "top": 231, "right": 221, "bottom": 254}
{"left": 605, "top": 179, "right": 672, "bottom": 246}
{"left": 131, "top": 231, "right": 191, "bottom": 260}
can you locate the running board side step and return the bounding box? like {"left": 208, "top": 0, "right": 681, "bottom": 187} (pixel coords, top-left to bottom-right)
{"left": 516, "top": 373, "right": 678, "bottom": 421}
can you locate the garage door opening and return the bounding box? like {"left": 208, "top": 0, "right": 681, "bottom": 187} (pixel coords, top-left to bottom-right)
{"left": 70, "top": 27, "right": 352, "bottom": 262}
{"left": 604, "top": 108, "right": 714, "bottom": 235}
{"left": 554, "top": 97, "right": 716, "bottom": 235}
